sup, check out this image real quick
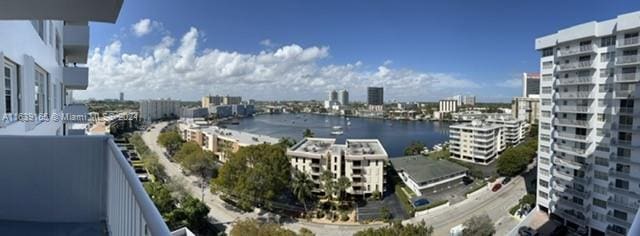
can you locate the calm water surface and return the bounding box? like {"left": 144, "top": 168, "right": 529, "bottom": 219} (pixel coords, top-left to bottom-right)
{"left": 229, "top": 113, "right": 451, "bottom": 157}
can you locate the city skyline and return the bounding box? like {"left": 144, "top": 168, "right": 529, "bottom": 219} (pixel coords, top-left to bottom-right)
{"left": 76, "top": 0, "right": 639, "bottom": 102}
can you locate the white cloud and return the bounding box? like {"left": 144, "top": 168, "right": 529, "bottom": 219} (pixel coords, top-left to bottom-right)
{"left": 131, "top": 18, "right": 154, "bottom": 37}
{"left": 80, "top": 26, "right": 482, "bottom": 101}
{"left": 498, "top": 77, "right": 522, "bottom": 88}
{"left": 260, "top": 39, "right": 274, "bottom": 47}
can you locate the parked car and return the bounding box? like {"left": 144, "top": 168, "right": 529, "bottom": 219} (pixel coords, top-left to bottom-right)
{"left": 491, "top": 183, "right": 502, "bottom": 192}
{"left": 518, "top": 226, "right": 539, "bottom": 236}
{"left": 502, "top": 177, "right": 512, "bottom": 185}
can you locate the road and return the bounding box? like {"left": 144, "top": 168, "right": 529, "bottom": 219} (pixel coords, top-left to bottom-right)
{"left": 142, "top": 122, "right": 526, "bottom": 235}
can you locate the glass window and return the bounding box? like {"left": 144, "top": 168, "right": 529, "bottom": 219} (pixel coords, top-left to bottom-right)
{"left": 35, "top": 66, "right": 48, "bottom": 115}
{"left": 600, "top": 36, "right": 616, "bottom": 47}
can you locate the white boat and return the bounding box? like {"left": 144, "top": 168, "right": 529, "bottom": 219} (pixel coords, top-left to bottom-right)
{"left": 330, "top": 126, "right": 343, "bottom": 135}
{"left": 347, "top": 121, "right": 351, "bottom": 126}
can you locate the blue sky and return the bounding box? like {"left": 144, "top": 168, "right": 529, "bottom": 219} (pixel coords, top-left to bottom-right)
{"left": 78, "top": 0, "right": 640, "bottom": 102}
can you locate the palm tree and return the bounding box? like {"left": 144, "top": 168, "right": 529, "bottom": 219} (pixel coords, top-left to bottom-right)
{"left": 291, "top": 171, "right": 314, "bottom": 213}
{"left": 303, "top": 128, "right": 314, "bottom": 138}
{"left": 334, "top": 176, "right": 351, "bottom": 205}
{"left": 320, "top": 170, "right": 334, "bottom": 199}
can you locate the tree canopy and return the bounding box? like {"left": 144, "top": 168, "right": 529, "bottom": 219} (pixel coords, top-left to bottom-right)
{"left": 230, "top": 219, "right": 300, "bottom": 236}
{"left": 157, "top": 130, "right": 184, "bottom": 155}
{"left": 354, "top": 220, "right": 433, "bottom": 236}
{"left": 462, "top": 214, "right": 495, "bottom": 236}
{"left": 303, "top": 128, "right": 314, "bottom": 138}
{"left": 212, "top": 144, "right": 292, "bottom": 209}
{"left": 404, "top": 141, "right": 426, "bottom": 155}
{"left": 496, "top": 138, "right": 538, "bottom": 177}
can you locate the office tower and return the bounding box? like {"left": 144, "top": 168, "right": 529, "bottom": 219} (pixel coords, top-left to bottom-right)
{"left": 439, "top": 99, "right": 458, "bottom": 113}
{"left": 463, "top": 96, "right": 476, "bottom": 106}
{"left": 139, "top": 99, "right": 181, "bottom": 122}
{"left": 338, "top": 89, "right": 349, "bottom": 105}
{"left": 535, "top": 11, "right": 640, "bottom": 235}
{"left": 286, "top": 138, "right": 388, "bottom": 195}
{"left": 512, "top": 97, "right": 541, "bottom": 124}
{"left": 367, "top": 87, "right": 384, "bottom": 105}
{"left": 0, "top": 1, "right": 171, "bottom": 235}
{"left": 119, "top": 92, "right": 124, "bottom": 101}
{"left": 523, "top": 73, "right": 541, "bottom": 98}
{"left": 329, "top": 90, "right": 338, "bottom": 101}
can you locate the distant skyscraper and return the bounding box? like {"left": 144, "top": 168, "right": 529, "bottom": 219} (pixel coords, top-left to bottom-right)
{"left": 439, "top": 99, "right": 457, "bottom": 112}
{"left": 367, "top": 87, "right": 384, "bottom": 105}
{"left": 522, "top": 73, "right": 540, "bottom": 98}
{"left": 463, "top": 96, "right": 476, "bottom": 106}
{"left": 338, "top": 89, "right": 349, "bottom": 105}
{"left": 119, "top": 92, "right": 124, "bottom": 101}
{"left": 329, "top": 90, "right": 338, "bottom": 101}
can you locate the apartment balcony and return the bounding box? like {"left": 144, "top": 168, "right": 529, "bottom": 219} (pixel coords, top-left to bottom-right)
{"left": 557, "top": 45, "right": 596, "bottom": 57}
{"left": 554, "top": 118, "right": 590, "bottom": 128}
{"left": 609, "top": 168, "right": 640, "bottom": 182}
{"left": 0, "top": 135, "right": 170, "bottom": 235}
{"left": 608, "top": 211, "right": 632, "bottom": 228}
{"left": 554, "top": 91, "right": 592, "bottom": 99}
{"left": 618, "top": 36, "right": 640, "bottom": 48}
{"left": 555, "top": 197, "right": 590, "bottom": 212}
{"left": 63, "top": 66, "right": 89, "bottom": 90}
{"left": 607, "top": 225, "right": 628, "bottom": 236}
{"left": 610, "top": 153, "right": 640, "bottom": 166}
{"left": 611, "top": 89, "right": 637, "bottom": 99}
{"left": 616, "top": 54, "right": 640, "bottom": 66}
{"left": 611, "top": 138, "right": 640, "bottom": 148}
{"left": 608, "top": 197, "right": 640, "bottom": 214}
{"left": 554, "top": 105, "right": 591, "bottom": 113}
{"left": 554, "top": 143, "right": 588, "bottom": 156}
{"left": 0, "top": 0, "right": 124, "bottom": 23}
{"left": 552, "top": 168, "right": 574, "bottom": 182}
{"left": 615, "top": 72, "right": 640, "bottom": 83}
{"left": 609, "top": 182, "right": 640, "bottom": 199}
{"left": 63, "top": 23, "right": 89, "bottom": 64}
{"left": 611, "top": 123, "right": 640, "bottom": 133}
{"left": 553, "top": 131, "right": 590, "bottom": 143}
{"left": 556, "top": 61, "right": 594, "bottom": 72}
{"left": 555, "top": 76, "right": 593, "bottom": 86}
{"left": 556, "top": 209, "right": 589, "bottom": 226}
{"left": 616, "top": 107, "right": 638, "bottom": 115}
{"left": 553, "top": 157, "right": 589, "bottom": 171}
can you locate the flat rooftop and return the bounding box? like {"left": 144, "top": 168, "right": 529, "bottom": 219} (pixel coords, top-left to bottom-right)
{"left": 450, "top": 121, "right": 501, "bottom": 130}
{"left": 203, "top": 126, "right": 279, "bottom": 146}
{"left": 289, "top": 138, "right": 336, "bottom": 154}
{"left": 390, "top": 155, "right": 468, "bottom": 183}
{"left": 346, "top": 139, "right": 386, "bottom": 156}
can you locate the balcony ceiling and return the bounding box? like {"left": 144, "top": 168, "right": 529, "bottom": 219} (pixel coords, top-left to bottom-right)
{"left": 0, "top": 0, "right": 123, "bottom": 23}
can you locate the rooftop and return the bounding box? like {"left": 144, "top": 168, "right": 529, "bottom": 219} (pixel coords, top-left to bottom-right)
{"left": 289, "top": 138, "right": 336, "bottom": 154}
{"left": 390, "top": 155, "right": 468, "bottom": 183}
{"left": 450, "top": 120, "right": 501, "bottom": 130}
{"left": 203, "top": 126, "right": 279, "bottom": 146}
{"left": 346, "top": 139, "right": 387, "bottom": 156}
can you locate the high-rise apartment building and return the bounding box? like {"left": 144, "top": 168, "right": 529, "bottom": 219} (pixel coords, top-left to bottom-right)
{"left": 201, "top": 95, "right": 222, "bottom": 108}
{"left": 338, "top": 89, "right": 349, "bottom": 105}
{"left": 535, "top": 11, "right": 640, "bottom": 236}
{"left": 439, "top": 99, "right": 458, "bottom": 113}
{"left": 523, "top": 73, "right": 541, "bottom": 98}
{"left": 449, "top": 120, "right": 503, "bottom": 165}
{"left": 139, "top": 99, "right": 181, "bottom": 122}
{"left": 512, "top": 97, "right": 541, "bottom": 124}
{"left": 0, "top": 1, "right": 171, "bottom": 235}
{"left": 286, "top": 138, "right": 388, "bottom": 195}
{"left": 367, "top": 87, "right": 384, "bottom": 105}
{"left": 222, "top": 95, "right": 242, "bottom": 105}
{"left": 463, "top": 95, "right": 476, "bottom": 106}
{"left": 119, "top": 92, "right": 124, "bottom": 101}
{"left": 329, "top": 90, "right": 338, "bottom": 101}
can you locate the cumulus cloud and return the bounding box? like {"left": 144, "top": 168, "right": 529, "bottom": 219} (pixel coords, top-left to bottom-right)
{"left": 80, "top": 26, "right": 481, "bottom": 101}
{"left": 131, "top": 19, "right": 153, "bottom": 37}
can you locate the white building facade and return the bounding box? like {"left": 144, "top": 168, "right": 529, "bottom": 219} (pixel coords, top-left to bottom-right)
{"left": 139, "top": 99, "right": 181, "bottom": 123}
{"left": 439, "top": 99, "right": 458, "bottom": 113}
{"left": 449, "top": 121, "right": 503, "bottom": 165}
{"left": 535, "top": 11, "right": 640, "bottom": 236}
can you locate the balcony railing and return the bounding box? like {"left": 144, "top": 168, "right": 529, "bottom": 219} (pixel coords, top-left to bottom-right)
{"left": 616, "top": 55, "right": 640, "bottom": 65}
{"left": 554, "top": 118, "right": 590, "bottom": 127}
{"left": 556, "top": 76, "right": 593, "bottom": 85}
{"left": 555, "top": 105, "right": 591, "bottom": 113}
{"left": 617, "top": 107, "right": 637, "bottom": 115}
{"left": 0, "top": 136, "right": 171, "bottom": 236}
{"left": 555, "top": 91, "right": 591, "bottom": 99}
{"left": 557, "top": 61, "right": 593, "bottom": 71}
{"left": 616, "top": 73, "right": 640, "bottom": 82}
{"left": 620, "top": 36, "right": 640, "bottom": 48}
{"left": 554, "top": 144, "right": 587, "bottom": 155}
{"left": 554, "top": 131, "right": 589, "bottom": 142}
{"left": 613, "top": 89, "right": 636, "bottom": 98}
{"left": 557, "top": 45, "right": 596, "bottom": 57}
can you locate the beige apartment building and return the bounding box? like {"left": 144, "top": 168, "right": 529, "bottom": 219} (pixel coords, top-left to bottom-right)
{"left": 286, "top": 138, "right": 388, "bottom": 196}
{"left": 449, "top": 120, "right": 503, "bottom": 165}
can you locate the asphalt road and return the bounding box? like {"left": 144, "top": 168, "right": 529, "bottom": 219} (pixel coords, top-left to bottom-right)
{"left": 142, "top": 122, "right": 527, "bottom": 236}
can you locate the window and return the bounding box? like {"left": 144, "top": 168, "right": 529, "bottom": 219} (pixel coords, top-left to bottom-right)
{"left": 542, "top": 61, "right": 553, "bottom": 69}
{"left": 4, "top": 60, "right": 17, "bottom": 115}
{"left": 593, "top": 184, "right": 607, "bottom": 194}
{"left": 597, "top": 113, "right": 606, "bottom": 122}
{"left": 538, "top": 191, "right": 548, "bottom": 199}
{"left": 600, "top": 52, "right": 615, "bottom": 62}
{"left": 35, "top": 66, "right": 48, "bottom": 115}
{"left": 542, "top": 48, "right": 554, "bottom": 57}
{"left": 541, "top": 111, "right": 550, "bottom": 118}
{"left": 30, "top": 20, "right": 45, "bottom": 41}
{"left": 595, "top": 157, "right": 608, "bottom": 166}
{"left": 599, "top": 68, "right": 614, "bottom": 78}
{"left": 592, "top": 198, "right": 607, "bottom": 209}
{"left": 594, "top": 170, "right": 608, "bottom": 181}
{"left": 541, "top": 87, "right": 552, "bottom": 94}
{"left": 600, "top": 36, "right": 616, "bottom": 47}
{"left": 539, "top": 180, "right": 549, "bottom": 188}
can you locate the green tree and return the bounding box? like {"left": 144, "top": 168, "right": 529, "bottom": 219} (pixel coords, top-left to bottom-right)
{"left": 462, "top": 214, "right": 495, "bottom": 236}
{"left": 354, "top": 220, "right": 433, "bottom": 236}
{"left": 334, "top": 176, "right": 351, "bottom": 204}
{"left": 165, "top": 196, "right": 210, "bottom": 233}
{"left": 144, "top": 182, "right": 176, "bottom": 214}
{"left": 404, "top": 141, "right": 426, "bottom": 155}
{"left": 292, "top": 170, "right": 314, "bottom": 213}
{"left": 230, "top": 219, "right": 297, "bottom": 236}
{"left": 212, "top": 144, "right": 292, "bottom": 209}
{"left": 173, "top": 141, "right": 202, "bottom": 163}
{"left": 298, "top": 227, "right": 316, "bottom": 236}
{"left": 157, "top": 130, "right": 184, "bottom": 155}
{"left": 303, "top": 128, "right": 314, "bottom": 138}
{"left": 278, "top": 137, "right": 297, "bottom": 148}
{"left": 320, "top": 170, "right": 335, "bottom": 199}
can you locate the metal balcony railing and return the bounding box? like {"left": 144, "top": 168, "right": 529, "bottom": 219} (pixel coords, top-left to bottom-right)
{"left": 616, "top": 55, "right": 640, "bottom": 65}
{"left": 616, "top": 73, "right": 640, "bottom": 82}
{"left": 558, "top": 45, "right": 595, "bottom": 57}
{"left": 555, "top": 118, "right": 590, "bottom": 127}
{"left": 557, "top": 61, "right": 593, "bottom": 71}
{"left": 620, "top": 37, "right": 640, "bottom": 47}
{"left": 556, "top": 76, "right": 593, "bottom": 85}
{"left": 555, "top": 91, "right": 592, "bottom": 99}
{"left": 555, "top": 105, "right": 591, "bottom": 113}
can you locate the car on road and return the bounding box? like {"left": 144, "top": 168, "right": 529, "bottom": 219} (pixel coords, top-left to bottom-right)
{"left": 518, "top": 226, "right": 539, "bottom": 236}
{"left": 491, "top": 183, "right": 502, "bottom": 192}
{"left": 501, "top": 177, "right": 512, "bottom": 185}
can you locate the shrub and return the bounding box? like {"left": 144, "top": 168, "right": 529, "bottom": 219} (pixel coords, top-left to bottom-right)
{"left": 340, "top": 213, "right": 349, "bottom": 221}
{"left": 316, "top": 211, "right": 325, "bottom": 219}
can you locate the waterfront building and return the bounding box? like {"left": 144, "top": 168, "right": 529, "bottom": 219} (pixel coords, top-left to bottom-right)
{"left": 463, "top": 96, "right": 476, "bottom": 106}
{"left": 181, "top": 107, "right": 208, "bottom": 118}
{"left": 286, "top": 138, "right": 388, "bottom": 196}
{"left": 139, "top": 98, "right": 181, "bottom": 123}
{"left": 448, "top": 95, "right": 464, "bottom": 106}
{"left": 208, "top": 104, "right": 233, "bottom": 118}
{"left": 367, "top": 87, "right": 384, "bottom": 106}
{"left": 390, "top": 155, "right": 468, "bottom": 196}
{"left": 0, "top": 1, "right": 171, "bottom": 235}
{"left": 486, "top": 115, "right": 528, "bottom": 148}
{"left": 201, "top": 95, "right": 223, "bottom": 108}
{"left": 511, "top": 96, "right": 540, "bottom": 124}
{"left": 523, "top": 73, "right": 541, "bottom": 98}
{"left": 231, "top": 104, "right": 255, "bottom": 117}
{"left": 449, "top": 120, "right": 503, "bottom": 165}
{"left": 338, "top": 89, "right": 349, "bottom": 106}
{"left": 178, "top": 120, "right": 278, "bottom": 162}
{"left": 535, "top": 11, "right": 640, "bottom": 235}
{"left": 329, "top": 90, "right": 338, "bottom": 101}
{"left": 439, "top": 99, "right": 458, "bottom": 113}
{"left": 223, "top": 95, "right": 242, "bottom": 105}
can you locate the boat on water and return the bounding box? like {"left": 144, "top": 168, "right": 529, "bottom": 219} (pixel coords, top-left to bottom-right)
{"left": 347, "top": 121, "right": 351, "bottom": 126}
{"left": 330, "top": 126, "right": 344, "bottom": 135}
